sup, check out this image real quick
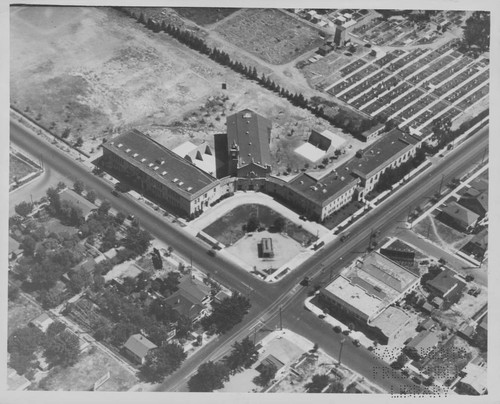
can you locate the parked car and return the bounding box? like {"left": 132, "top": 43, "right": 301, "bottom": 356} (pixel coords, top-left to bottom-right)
{"left": 300, "top": 277, "right": 310, "bottom": 287}
{"left": 207, "top": 249, "right": 217, "bottom": 257}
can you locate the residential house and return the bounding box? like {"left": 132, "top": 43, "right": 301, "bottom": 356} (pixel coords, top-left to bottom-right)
{"left": 426, "top": 268, "right": 466, "bottom": 307}
{"left": 404, "top": 330, "right": 440, "bottom": 360}
{"left": 30, "top": 313, "right": 54, "bottom": 333}
{"left": 123, "top": 334, "right": 157, "bottom": 365}
{"left": 438, "top": 201, "right": 479, "bottom": 232}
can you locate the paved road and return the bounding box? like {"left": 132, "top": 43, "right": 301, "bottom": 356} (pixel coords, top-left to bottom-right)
{"left": 11, "top": 118, "right": 488, "bottom": 393}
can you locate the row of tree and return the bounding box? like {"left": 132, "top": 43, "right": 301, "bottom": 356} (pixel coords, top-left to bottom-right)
{"left": 118, "top": 9, "right": 379, "bottom": 137}
{"left": 374, "top": 147, "right": 427, "bottom": 193}
{"left": 188, "top": 336, "right": 259, "bottom": 391}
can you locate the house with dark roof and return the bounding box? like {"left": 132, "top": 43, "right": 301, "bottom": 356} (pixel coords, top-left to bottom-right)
{"left": 123, "top": 334, "right": 157, "bottom": 365}
{"left": 101, "top": 130, "right": 225, "bottom": 218}
{"left": 226, "top": 109, "right": 273, "bottom": 178}
{"left": 177, "top": 275, "right": 211, "bottom": 305}
{"left": 426, "top": 268, "right": 466, "bottom": 307}
{"left": 438, "top": 201, "right": 479, "bottom": 232}
{"left": 458, "top": 190, "right": 488, "bottom": 217}
{"left": 165, "top": 290, "right": 206, "bottom": 322}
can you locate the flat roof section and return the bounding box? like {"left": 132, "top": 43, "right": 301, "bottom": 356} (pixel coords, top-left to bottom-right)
{"left": 346, "top": 128, "right": 419, "bottom": 179}
{"left": 287, "top": 169, "right": 359, "bottom": 206}
{"left": 323, "top": 275, "right": 384, "bottom": 320}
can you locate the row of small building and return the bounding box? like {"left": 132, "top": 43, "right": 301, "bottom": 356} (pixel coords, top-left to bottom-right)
{"left": 100, "top": 109, "right": 421, "bottom": 222}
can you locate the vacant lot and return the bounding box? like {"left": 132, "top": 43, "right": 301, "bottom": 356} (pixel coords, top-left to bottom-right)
{"left": 174, "top": 7, "right": 239, "bottom": 26}
{"left": 8, "top": 294, "right": 43, "bottom": 336}
{"left": 37, "top": 347, "right": 137, "bottom": 391}
{"left": 215, "top": 9, "right": 324, "bottom": 65}
{"left": 11, "top": 6, "right": 331, "bottom": 176}
{"left": 203, "top": 204, "right": 315, "bottom": 246}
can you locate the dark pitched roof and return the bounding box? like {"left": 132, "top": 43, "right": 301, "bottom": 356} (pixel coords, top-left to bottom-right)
{"left": 441, "top": 201, "right": 479, "bottom": 227}
{"left": 458, "top": 191, "right": 488, "bottom": 216}
{"left": 346, "top": 128, "right": 419, "bottom": 179}
{"left": 165, "top": 291, "right": 204, "bottom": 320}
{"left": 426, "top": 268, "right": 466, "bottom": 296}
{"left": 103, "top": 130, "right": 217, "bottom": 198}
{"left": 287, "top": 170, "right": 359, "bottom": 206}
{"left": 177, "top": 276, "right": 211, "bottom": 305}
{"left": 226, "top": 109, "right": 272, "bottom": 168}
{"left": 123, "top": 334, "right": 157, "bottom": 359}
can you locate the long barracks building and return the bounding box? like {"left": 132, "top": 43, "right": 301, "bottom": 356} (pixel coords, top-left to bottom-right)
{"left": 101, "top": 113, "right": 421, "bottom": 220}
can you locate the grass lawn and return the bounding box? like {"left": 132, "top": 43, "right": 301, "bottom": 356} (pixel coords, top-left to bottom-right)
{"left": 322, "top": 200, "right": 365, "bottom": 230}
{"left": 43, "top": 217, "right": 79, "bottom": 235}
{"left": 37, "top": 347, "right": 137, "bottom": 391}
{"left": 203, "top": 204, "right": 315, "bottom": 247}
{"left": 8, "top": 294, "right": 44, "bottom": 336}
{"left": 10, "top": 153, "right": 39, "bottom": 183}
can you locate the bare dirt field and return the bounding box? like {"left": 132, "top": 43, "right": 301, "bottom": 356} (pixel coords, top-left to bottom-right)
{"left": 37, "top": 347, "right": 137, "bottom": 391}
{"left": 214, "top": 9, "right": 324, "bottom": 65}
{"left": 10, "top": 6, "right": 338, "bottom": 175}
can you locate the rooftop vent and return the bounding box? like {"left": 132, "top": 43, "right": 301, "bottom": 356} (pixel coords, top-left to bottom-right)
{"left": 148, "top": 163, "right": 154, "bottom": 167}
{"left": 187, "top": 187, "right": 193, "bottom": 191}
{"left": 141, "top": 158, "right": 147, "bottom": 163}
{"left": 178, "top": 181, "right": 184, "bottom": 186}
{"left": 133, "top": 153, "right": 139, "bottom": 158}
{"left": 117, "top": 143, "right": 123, "bottom": 148}
{"left": 125, "top": 148, "right": 131, "bottom": 153}
{"left": 173, "top": 178, "right": 178, "bottom": 183}
{"left": 153, "top": 166, "right": 159, "bottom": 171}
{"left": 161, "top": 171, "right": 167, "bottom": 175}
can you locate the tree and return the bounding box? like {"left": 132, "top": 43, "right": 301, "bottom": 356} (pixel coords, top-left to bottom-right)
{"left": 225, "top": 337, "right": 259, "bottom": 371}
{"left": 44, "top": 330, "right": 80, "bottom": 367}
{"left": 9, "top": 351, "right": 35, "bottom": 375}
{"left": 115, "top": 211, "right": 126, "bottom": 225}
{"left": 188, "top": 361, "right": 230, "bottom": 392}
{"left": 201, "top": 293, "right": 251, "bottom": 334}
{"left": 325, "top": 380, "right": 345, "bottom": 393}
{"left": 463, "top": 11, "right": 490, "bottom": 52}
{"left": 86, "top": 189, "right": 97, "bottom": 203}
{"left": 15, "top": 201, "right": 33, "bottom": 217}
{"left": 144, "top": 323, "right": 173, "bottom": 346}
{"left": 20, "top": 235, "right": 37, "bottom": 256}
{"left": 305, "top": 374, "right": 330, "bottom": 393}
{"left": 75, "top": 137, "right": 83, "bottom": 148}
{"left": 391, "top": 352, "right": 408, "bottom": 370}
{"left": 139, "top": 343, "right": 187, "bottom": 383}
{"left": 110, "top": 322, "right": 139, "bottom": 346}
{"left": 98, "top": 200, "right": 111, "bottom": 216}
{"left": 46, "top": 321, "right": 66, "bottom": 338}
{"left": 8, "top": 326, "right": 45, "bottom": 356}
{"left": 123, "top": 227, "right": 152, "bottom": 256}
{"left": 253, "top": 362, "right": 277, "bottom": 387}
{"left": 273, "top": 217, "right": 286, "bottom": 233}
{"left": 246, "top": 215, "right": 259, "bottom": 232}
{"left": 73, "top": 180, "right": 85, "bottom": 195}
{"left": 8, "top": 284, "right": 20, "bottom": 301}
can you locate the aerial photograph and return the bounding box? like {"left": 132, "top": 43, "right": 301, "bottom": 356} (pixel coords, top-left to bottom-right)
{"left": 7, "top": 2, "right": 492, "bottom": 399}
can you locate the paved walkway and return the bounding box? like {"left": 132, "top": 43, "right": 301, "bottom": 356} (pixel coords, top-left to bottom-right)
{"left": 186, "top": 191, "right": 329, "bottom": 238}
